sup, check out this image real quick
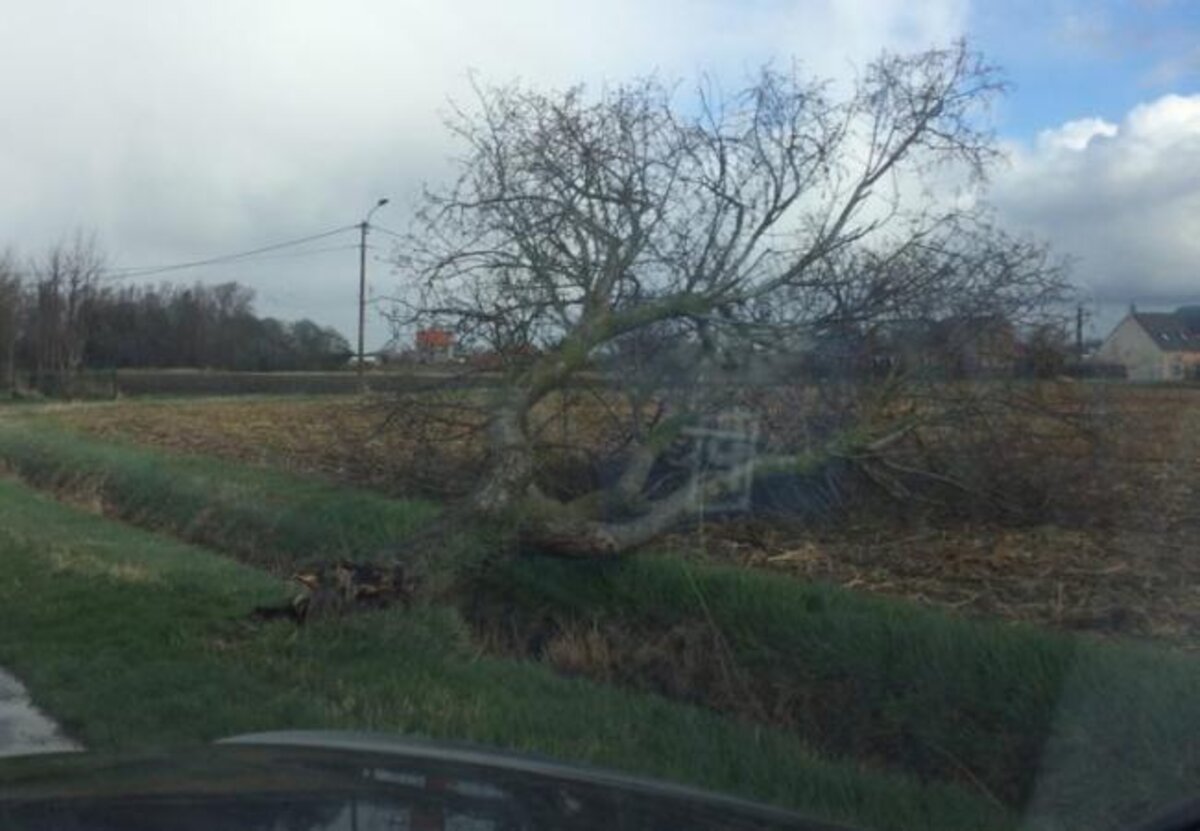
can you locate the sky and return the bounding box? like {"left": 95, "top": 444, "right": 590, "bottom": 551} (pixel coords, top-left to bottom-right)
{"left": 1, "top": 0, "right": 1198, "bottom": 346}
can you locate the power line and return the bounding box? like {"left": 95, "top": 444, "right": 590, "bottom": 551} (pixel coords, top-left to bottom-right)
{"left": 105, "top": 224, "right": 360, "bottom": 281}
{"left": 197, "top": 242, "right": 364, "bottom": 265}
{"left": 368, "top": 223, "right": 405, "bottom": 240}
{"left": 126, "top": 243, "right": 366, "bottom": 272}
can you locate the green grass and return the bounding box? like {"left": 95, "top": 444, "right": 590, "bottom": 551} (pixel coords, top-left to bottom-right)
{"left": 0, "top": 478, "right": 1011, "bottom": 831}
{"left": 483, "top": 556, "right": 1200, "bottom": 829}
{"left": 2, "top": 415, "right": 1199, "bottom": 829}
{"left": 0, "top": 419, "right": 437, "bottom": 572}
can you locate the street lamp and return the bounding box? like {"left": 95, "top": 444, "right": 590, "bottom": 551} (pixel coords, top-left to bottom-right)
{"left": 358, "top": 197, "right": 389, "bottom": 390}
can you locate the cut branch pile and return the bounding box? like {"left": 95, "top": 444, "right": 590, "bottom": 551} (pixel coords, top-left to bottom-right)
{"left": 251, "top": 560, "right": 417, "bottom": 624}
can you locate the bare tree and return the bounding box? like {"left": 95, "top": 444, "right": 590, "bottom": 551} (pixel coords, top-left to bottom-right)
{"left": 0, "top": 250, "right": 20, "bottom": 392}
{"left": 27, "top": 232, "right": 106, "bottom": 389}
{"left": 389, "top": 42, "right": 1069, "bottom": 556}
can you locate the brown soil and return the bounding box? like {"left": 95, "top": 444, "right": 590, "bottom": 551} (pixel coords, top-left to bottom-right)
{"left": 40, "top": 385, "right": 1200, "bottom": 650}
{"left": 661, "top": 520, "right": 1200, "bottom": 651}
{"left": 49, "top": 397, "right": 474, "bottom": 497}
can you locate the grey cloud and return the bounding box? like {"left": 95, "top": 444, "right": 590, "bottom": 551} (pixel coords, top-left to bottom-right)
{"left": 990, "top": 94, "right": 1200, "bottom": 311}
{"left": 0, "top": 0, "right": 966, "bottom": 346}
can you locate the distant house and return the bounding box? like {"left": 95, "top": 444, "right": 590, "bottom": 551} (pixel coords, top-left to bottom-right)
{"left": 937, "top": 315, "right": 1018, "bottom": 376}
{"left": 415, "top": 327, "right": 457, "bottom": 363}
{"left": 882, "top": 315, "right": 1017, "bottom": 378}
{"left": 1095, "top": 307, "right": 1200, "bottom": 381}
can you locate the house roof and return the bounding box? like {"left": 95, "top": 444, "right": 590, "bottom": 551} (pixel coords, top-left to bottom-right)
{"left": 416, "top": 328, "right": 455, "bottom": 349}
{"left": 1131, "top": 312, "right": 1200, "bottom": 352}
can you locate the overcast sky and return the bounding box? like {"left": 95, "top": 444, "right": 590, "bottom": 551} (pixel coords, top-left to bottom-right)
{"left": 2, "top": 0, "right": 1198, "bottom": 346}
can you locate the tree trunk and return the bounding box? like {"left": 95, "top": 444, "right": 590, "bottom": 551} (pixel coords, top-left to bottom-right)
{"left": 511, "top": 453, "right": 770, "bottom": 558}
{"left": 0, "top": 341, "right": 12, "bottom": 393}
{"left": 470, "top": 400, "right": 535, "bottom": 514}
{"left": 519, "top": 512, "right": 622, "bottom": 557}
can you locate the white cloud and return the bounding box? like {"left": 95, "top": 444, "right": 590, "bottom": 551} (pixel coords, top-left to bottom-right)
{"left": 1036, "top": 117, "right": 1117, "bottom": 152}
{"left": 991, "top": 93, "right": 1200, "bottom": 306}
{"left": 0, "top": 0, "right": 966, "bottom": 345}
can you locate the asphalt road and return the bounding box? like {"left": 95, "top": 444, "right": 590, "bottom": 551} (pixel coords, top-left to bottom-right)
{"left": 0, "top": 668, "right": 81, "bottom": 758}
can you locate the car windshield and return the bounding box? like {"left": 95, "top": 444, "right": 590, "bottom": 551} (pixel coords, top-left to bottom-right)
{"left": 1, "top": 3, "right": 1198, "bottom": 830}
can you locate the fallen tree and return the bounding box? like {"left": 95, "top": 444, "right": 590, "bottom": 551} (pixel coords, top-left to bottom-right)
{"left": 388, "top": 42, "right": 1071, "bottom": 556}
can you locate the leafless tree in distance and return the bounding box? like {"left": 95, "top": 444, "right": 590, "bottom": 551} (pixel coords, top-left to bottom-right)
{"left": 0, "top": 250, "right": 21, "bottom": 392}
{"left": 27, "top": 231, "right": 106, "bottom": 390}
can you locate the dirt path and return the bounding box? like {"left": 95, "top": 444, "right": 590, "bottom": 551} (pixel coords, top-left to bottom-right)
{"left": 0, "top": 668, "right": 81, "bottom": 758}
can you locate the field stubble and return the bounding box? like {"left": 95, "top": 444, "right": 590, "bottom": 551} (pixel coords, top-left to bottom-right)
{"left": 43, "top": 383, "right": 1200, "bottom": 649}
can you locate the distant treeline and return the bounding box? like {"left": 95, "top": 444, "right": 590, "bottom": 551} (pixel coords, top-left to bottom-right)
{"left": 0, "top": 236, "right": 351, "bottom": 391}
{"left": 81, "top": 282, "right": 350, "bottom": 371}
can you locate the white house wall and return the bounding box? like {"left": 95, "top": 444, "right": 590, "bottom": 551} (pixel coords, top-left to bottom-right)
{"left": 1095, "top": 316, "right": 1168, "bottom": 381}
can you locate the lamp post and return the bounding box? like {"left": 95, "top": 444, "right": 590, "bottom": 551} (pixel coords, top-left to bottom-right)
{"left": 358, "top": 197, "right": 389, "bottom": 391}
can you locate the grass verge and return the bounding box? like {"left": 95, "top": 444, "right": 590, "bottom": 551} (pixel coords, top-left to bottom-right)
{"left": 477, "top": 555, "right": 1200, "bottom": 829}
{"left": 0, "top": 478, "right": 1010, "bottom": 831}
{"left": 0, "top": 419, "right": 437, "bottom": 573}
{"left": 1, "top": 416, "right": 1198, "bottom": 829}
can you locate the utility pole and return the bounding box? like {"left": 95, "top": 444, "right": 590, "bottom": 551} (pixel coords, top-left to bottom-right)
{"left": 1076, "top": 304, "right": 1084, "bottom": 361}
{"left": 357, "top": 221, "right": 368, "bottom": 390}
{"left": 357, "top": 197, "right": 389, "bottom": 392}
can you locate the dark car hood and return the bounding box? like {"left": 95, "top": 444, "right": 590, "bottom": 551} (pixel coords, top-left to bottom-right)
{"left": 0, "top": 730, "right": 851, "bottom": 830}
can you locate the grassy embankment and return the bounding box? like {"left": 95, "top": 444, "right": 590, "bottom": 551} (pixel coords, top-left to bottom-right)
{"left": 1, "top": 416, "right": 1199, "bottom": 829}
{"left": 0, "top": 473, "right": 1007, "bottom": 831}
{"left": 0, "top": 417, "right": 438, "bottom": 572}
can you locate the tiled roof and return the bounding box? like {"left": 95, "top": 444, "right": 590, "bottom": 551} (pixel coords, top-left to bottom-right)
{"left": 1133, "top": 312, "right": 1200, "bottom": 352}
{"left": 416, "top": 328, "right": 456, "bottom": 349}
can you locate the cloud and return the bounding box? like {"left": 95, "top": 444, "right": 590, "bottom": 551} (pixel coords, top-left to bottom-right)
{"left": 990, "top": 93, "right": 1200, "bottom": 306}
{"left": 1142, "top": 44, "right": 1200, "bottom": 87}
{"left": 1036, "top": 117, "right": 1118, "bottom": 152}
{"left": 0, "top": 0, "right": 966, "bottom": 345}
